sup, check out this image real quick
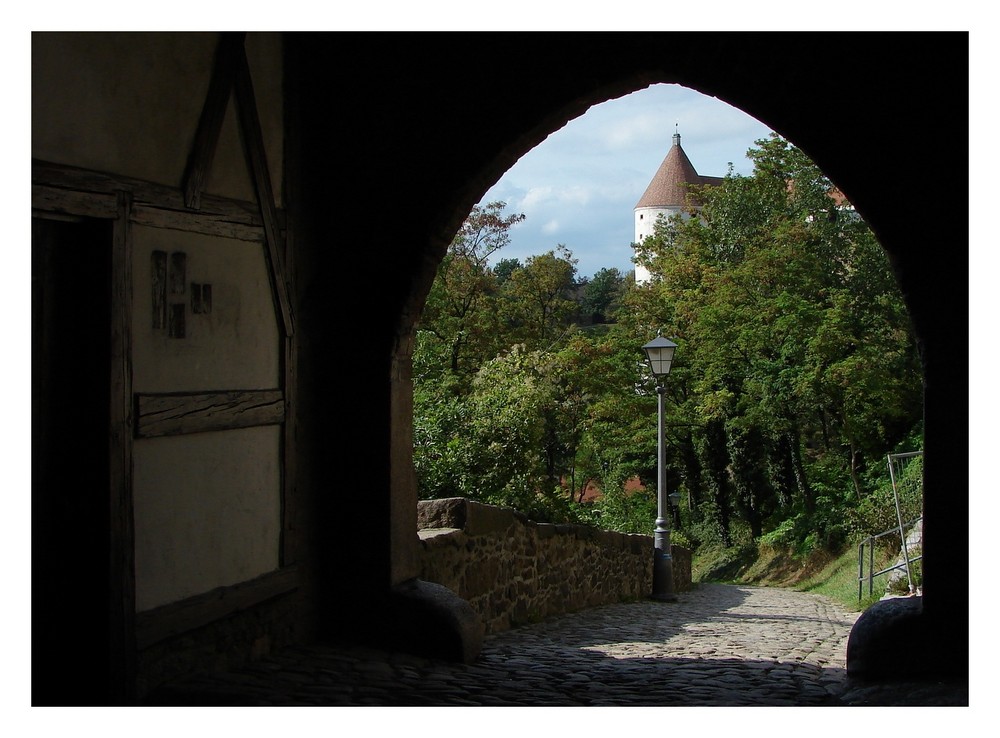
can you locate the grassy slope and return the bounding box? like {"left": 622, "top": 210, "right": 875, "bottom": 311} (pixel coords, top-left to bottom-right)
{"left": 692, "top": 542, "right": 894, "bottom": 612}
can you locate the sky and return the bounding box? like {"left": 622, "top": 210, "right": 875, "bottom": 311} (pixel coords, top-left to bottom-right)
{"left": 478, "top": 83, "right": 775, "bottom": 280}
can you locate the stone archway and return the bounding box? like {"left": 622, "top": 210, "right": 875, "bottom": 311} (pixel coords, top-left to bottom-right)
{"left": 287, "top": 32, "right": 967, "bottom": 679}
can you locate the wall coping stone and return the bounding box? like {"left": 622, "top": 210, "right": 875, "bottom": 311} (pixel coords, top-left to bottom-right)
{"left": 417, "top": 528, "right": 466, "bottom": 547}
{"left": 418, "top": 498, "right": 661, "bottom": 552}
{"left": 418, "top": 497, "right": 521, "bottom": 537}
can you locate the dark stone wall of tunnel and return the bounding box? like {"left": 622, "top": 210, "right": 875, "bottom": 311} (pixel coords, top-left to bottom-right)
{"left": 284, "top": 32, "right": 968, "bottom": 673}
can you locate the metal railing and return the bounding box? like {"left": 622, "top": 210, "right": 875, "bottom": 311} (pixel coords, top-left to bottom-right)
{"left": 857, "top": 519, "right": 922, "bottom": 600}
{"left": 857, "top": 451, "right": 923, "bottom": 601}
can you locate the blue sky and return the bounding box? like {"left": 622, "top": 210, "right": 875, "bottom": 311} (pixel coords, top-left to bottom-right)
{"left": 479, "top": 83, "right": 775, "bottom": 280}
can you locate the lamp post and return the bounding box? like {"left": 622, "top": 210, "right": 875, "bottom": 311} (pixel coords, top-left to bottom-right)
{"left": 642, "top": 333, "right": 678, "bottom": 602}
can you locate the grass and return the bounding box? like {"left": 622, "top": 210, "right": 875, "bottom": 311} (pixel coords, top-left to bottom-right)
{"left": 693, "top": 539, "right": 897, "bottom": 612}
{"left": 793, "top": 546, "right": 892, "bottom": 612}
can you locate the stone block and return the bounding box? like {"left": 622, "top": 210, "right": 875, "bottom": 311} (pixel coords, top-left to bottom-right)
{"left": 383, "top": 579, "right": 485, "bottom": 664}
{"left": 417, "top": 498, "right": 468, "bottom": 530}
{"left": 535, "top": 523, "right": 557, "bottom": 539}
{"left": 464, "top": 500, "right": 515, "bottom": 536}
{"left": 595, "top": 529, "right": 623, "bottom": 548}
{"left": 418, "top": 528, "right": 465, "bottom": 548}
{"left": 847, "top": 596, "right": 925, "bottom": 678}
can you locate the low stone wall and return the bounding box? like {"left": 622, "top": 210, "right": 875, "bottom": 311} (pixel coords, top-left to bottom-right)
{"left": 417, "top": 497, "right": 692, "bottom": 634}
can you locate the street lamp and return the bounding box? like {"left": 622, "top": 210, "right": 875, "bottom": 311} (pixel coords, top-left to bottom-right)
{"left": 669, "top": 491, "right": 682, "bottom": 530}
{"left": 642, "top": 333, "right": 679, "bottom": 602}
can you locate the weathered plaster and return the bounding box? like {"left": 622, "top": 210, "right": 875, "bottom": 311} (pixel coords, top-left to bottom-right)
{"left": 133, "top": 426, "right": 281, "bottom": 612}
{"left": 131, "top": 225, "right": 280, "bottom": 393}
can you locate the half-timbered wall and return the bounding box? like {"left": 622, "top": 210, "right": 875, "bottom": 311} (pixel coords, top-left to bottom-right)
{"left": 32, "top": 33, "right": 283, "bottom": 204}
{"left": 131, "top": 227, "right": 282, "bottom": 610}
{"left": 32, "top": 30, "right": 291, "bottom": 646}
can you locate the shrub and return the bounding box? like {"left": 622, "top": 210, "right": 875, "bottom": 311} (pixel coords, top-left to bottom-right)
{"left": 759, "top": 516, "right": 798, "bottom": 548}
{"left": 589, "top": 486, "right": 657, "bottom": 535}
{"left": 850, "top": 454, "right": 922, "bottom": 538}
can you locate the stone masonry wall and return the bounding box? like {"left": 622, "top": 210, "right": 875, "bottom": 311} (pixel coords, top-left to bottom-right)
{"left": 417, "top": 498, "right": 692, "bottom": 635}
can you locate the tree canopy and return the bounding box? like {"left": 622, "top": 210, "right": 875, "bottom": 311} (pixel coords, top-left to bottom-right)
{"left": 413, "top": 135, "right": 923, "bottom": 555}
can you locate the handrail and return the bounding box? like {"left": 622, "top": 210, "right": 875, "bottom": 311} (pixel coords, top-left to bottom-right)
{"left": 857, "top": 451, "right": 923, "bottom": 601}
{"left": 887, "top": 452, "right": 918, "bottom": 594}
{"left": 857, "top": 518, "right": 922, "bottom": 600}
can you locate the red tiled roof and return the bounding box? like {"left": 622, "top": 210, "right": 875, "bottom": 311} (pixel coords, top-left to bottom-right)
{"left": 635, "top": 136, "right": 719, "bottom": 209}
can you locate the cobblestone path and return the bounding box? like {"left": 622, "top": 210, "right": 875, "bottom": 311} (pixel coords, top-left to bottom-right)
{"left": 151, "top": 583, "right": 865, "bottom": 706}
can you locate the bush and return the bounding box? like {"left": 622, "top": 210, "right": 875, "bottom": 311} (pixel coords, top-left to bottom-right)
{"left": 670, "top": 529, "right": 694, "bottom": 550}
{"left": 588, "top": 486, "right": 657, "bottom": 535}
{"left": 759, "top": 506, "right": 845, "bottom": 560}
{"left": 687, "top": 498, "right": 734, "bottom": 549}
{"left": 850, "top": 454, "right": 922, "bottom": 538}
{"left": 520, "top": 487, "right": 584, "bottom": 525}
{"left": 759, "top": 517, "right": 798, "bottom": 548}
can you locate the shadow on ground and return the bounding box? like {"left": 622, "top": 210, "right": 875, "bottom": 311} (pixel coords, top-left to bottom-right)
{"left": 147, "top": 584, "right": 863, "bottom": 707}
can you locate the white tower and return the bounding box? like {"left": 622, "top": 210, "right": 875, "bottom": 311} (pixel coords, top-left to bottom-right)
{"left": 633, "top": 130, "right": 722, "bottom": 284}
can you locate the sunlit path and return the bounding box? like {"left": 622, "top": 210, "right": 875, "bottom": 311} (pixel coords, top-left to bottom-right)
{"left": 149, "top": 584, "right": 872, "bottom": 706}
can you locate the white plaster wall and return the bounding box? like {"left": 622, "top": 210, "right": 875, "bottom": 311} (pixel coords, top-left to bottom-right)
{"left": 131, "top": 225, "right": 280, "bottom": 392}
{"left": 130, "top": 224, "right": 282, "bottom": 610}
{"left": 31, "top": 31, "right": 283, "bottom": 205}
{"left": 633, "top": 206, "right": 689, "bottom": 284}
{"left": 133, "top": 426, "right": 281, "bottom": 612}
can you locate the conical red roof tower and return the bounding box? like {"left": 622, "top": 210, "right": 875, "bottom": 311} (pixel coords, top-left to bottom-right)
{"left": 635, "top": 131, "right": 721, "bottom": 210}
{"left": 633, "top": 131, "right": 723, "bottom": 284}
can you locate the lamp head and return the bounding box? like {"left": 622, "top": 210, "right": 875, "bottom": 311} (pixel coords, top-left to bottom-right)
{"left": 642, "top": 334, "right": 678, "bottom": 378}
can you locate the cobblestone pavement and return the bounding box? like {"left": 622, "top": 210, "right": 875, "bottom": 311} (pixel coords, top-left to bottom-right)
{"left": 149, "top": 583, "right": 966, "bottom": 707}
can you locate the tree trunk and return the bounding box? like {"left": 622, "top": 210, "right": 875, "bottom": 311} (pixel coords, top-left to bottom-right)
{"left": 703, "top": 418, "right": 733, "bottom": 547}
{"left": 681, "top": 430, "right": 704, "bottom": 508}
{"left": 849, "top": 441, "right": 863, "bottom": 500}
{"left": 787, "top": 425, "right": 815, "bottom": 513}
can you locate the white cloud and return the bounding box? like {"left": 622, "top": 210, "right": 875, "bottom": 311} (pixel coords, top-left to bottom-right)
{"left": 519, "top": 185, "right": 554, "bottom": 210}
{"left": 603, "top": 113, "right": 664, "bottom": 151}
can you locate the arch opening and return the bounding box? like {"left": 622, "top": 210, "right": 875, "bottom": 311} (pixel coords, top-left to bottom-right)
{"left": 409, "top": 81, "right": 925, "bottom": 623}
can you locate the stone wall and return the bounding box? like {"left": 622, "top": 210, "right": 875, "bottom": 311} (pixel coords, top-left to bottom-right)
{"left": 136, "top": 581, "right": 313, "bottom": 700}
{"left": 417, "top": 498, "right": 692, "bottom": 634}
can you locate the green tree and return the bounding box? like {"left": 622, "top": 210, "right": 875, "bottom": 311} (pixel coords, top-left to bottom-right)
{"left": 580, "top": 267, "right": 626, "bottom": 324}
{"left": 417, "top": 344, "right": 582, "bottom": 521}
{"left": 413, "top": 135, "right": 921, "bottom": 561}
{"left": 499, "top": 245, "right": 579, "bottom": 347}
{"left": 418, "top": 201, "right": 524, "bottom": 377}
{"left": 493, "top": 257, "right": 522, "bottom": 285}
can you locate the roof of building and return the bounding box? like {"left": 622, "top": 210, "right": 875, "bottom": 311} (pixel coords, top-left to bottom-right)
{"left": 634, "top": 132, "right": 722, "bottom": 210}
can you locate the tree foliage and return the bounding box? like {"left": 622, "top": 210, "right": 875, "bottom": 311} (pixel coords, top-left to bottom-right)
{"left": 418, "top": 201, "right": 524, "bottom": 377}
{"left": 630, "top": 133, "right": 923, "bottom": 547}
{"left": 498, "top": 245, "right": 579, "bottom": 347}
{"left": 580, "top": 267, "right": 627, "bottom": 324}
{"left": 413, "top": 136, "right": 923, "bottom": 558}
